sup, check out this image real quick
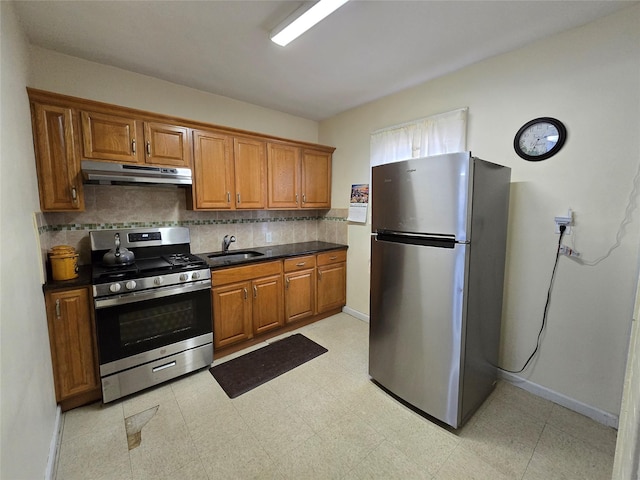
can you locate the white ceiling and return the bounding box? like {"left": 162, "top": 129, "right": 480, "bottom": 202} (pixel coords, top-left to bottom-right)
{"left": 13, "top": 0, "right": 636, "bottom": 121}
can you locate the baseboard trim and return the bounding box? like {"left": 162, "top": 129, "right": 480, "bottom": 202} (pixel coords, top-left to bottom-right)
{"left": 499, "top": 370, "right": 619, "bottom": 429}
{"left": 338, "top": 307, "right": 619, "bottom": 428}
{"left": 342, "top": 306, "right": 369, "bottom": 323}
{"left": 45, "top": 406, "right": 62, "bottom": 480}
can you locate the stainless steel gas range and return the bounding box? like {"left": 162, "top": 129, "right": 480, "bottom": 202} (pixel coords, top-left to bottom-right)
{"left": 89, "top": 227, "right": 212, "bottom": 403}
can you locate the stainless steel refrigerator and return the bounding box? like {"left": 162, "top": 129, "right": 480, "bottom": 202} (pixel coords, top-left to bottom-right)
{"left": 369, "top": 151, "right": 511, "bottom": 428}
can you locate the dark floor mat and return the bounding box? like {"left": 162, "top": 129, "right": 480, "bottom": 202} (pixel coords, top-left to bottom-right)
{"left": 209, "top": 333, "right": 328, "bottom": 398}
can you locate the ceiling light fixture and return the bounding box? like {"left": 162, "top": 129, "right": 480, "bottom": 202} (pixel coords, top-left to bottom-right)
{"left": 270, "top": 0, "right": 349, "bottom": 47}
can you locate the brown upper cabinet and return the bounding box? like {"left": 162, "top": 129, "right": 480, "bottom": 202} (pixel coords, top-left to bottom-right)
{"left": 191, "top": 130, "right": 266, "bottom": 210}
{"left": 267, "top": 143, "right": 300, "bottom": 209}
{"left": 192, "top": 129, "right": 235, "bottom": 209}
{"left": 301, "top": 149, "right": 332, "bottom": 209}
{"left": 81, "top": 111, "right": 191, "bottom": 167}
{"left": 267, "top": 144, "right": 332, "bottom": 210}
{"left": 31, "top": 103, "right": 84, "bottom": 211}
{"left": 27, "top": 89, "right": 334, "bottom": 212}
{"left": 234, "top": 137, "right": 267, "bottom": 209}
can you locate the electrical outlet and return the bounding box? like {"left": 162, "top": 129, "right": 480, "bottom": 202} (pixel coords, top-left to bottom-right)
{"left": 554, "top": 218, "right": 572, "bottom": 235}
{"left": 554, "top": 209, "right": 573, "bottom": 235}
{"left": 265, "top": 232, "right": 272, "bottom": 243}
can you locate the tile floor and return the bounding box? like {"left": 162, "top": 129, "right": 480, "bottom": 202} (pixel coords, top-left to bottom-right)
{"left": 55, "top": 313, "right": 618, "bottom": 480}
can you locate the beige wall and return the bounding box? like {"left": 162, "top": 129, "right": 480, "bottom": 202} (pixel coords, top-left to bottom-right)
{"left": 320, "top": 5, "right": 640, "bottom": 417}
{"left": 29, "top": 46, "right": 320, "bottom": 144}
{"left": 0, "top": 2, "right": 59, "bottom": 479}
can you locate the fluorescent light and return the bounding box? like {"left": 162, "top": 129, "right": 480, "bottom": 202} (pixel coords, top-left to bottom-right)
{"left": 270, "top": 0, "right": 349, "bottom": 47}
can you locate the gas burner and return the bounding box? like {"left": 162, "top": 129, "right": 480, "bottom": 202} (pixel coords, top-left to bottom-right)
{"left": 162, "top": 253, "right": 206, "bottom": 268}
{"left": 89, "top": 227, "right": 209, "bottom": 295}
{"left": 99, "top": 272, "right": 131, "bottom": 280}
{"left": 93, "top": 264, "right": 139, "bottom": 280}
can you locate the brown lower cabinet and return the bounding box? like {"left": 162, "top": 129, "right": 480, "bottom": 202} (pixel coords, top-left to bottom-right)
{"left": 284, "top": 255, "right": 316, "bottom": 323}
{"left": 316, "top": 250, "right": 347, "bottom": 314}
{"left": 44, "top": 286, "right": 101, "bottom": 411}
{"left": 212, "top": 249, "right": 346, "bottom": 353}
{"left": 252, "top": 274, "right": 284, "bottom": 335}
{"left": 212, "top": 261, "right": 284, "bottom": 349}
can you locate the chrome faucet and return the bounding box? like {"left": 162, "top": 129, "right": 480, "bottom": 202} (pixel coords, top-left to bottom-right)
{"left": 222, "top": 235, "right": 236, "bottom": 253}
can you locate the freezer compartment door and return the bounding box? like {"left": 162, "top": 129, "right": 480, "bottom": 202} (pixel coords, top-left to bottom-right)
{"left": 369, "top": 235, "right": 468, "bottom": 428}
{"left": 371, "top": 152, "right": 471, "bottom": 241}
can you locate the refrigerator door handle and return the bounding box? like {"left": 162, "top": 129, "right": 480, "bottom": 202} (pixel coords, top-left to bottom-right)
{"left": 376, "top": 230, "right": 454, "bottom": 240}
{"left": 375, "top": 231, "right": 457, "bottom": 249}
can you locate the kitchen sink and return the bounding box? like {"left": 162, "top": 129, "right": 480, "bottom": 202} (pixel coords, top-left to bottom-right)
{"left": 207, "top": 250, "right": 264, "bottom": 264}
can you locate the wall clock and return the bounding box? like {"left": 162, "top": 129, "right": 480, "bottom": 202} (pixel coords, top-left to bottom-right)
{"left": 514, "top": 117, "right": 567, "bottom": 161}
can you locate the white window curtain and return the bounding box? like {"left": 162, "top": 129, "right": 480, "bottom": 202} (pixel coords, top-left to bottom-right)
{"left": 370, "top": 107, "right": 468, "bottom": 167}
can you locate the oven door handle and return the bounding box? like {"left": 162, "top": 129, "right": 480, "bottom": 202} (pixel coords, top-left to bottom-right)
{"left": 94, "top": 280, "right": 212, "bottom": 309}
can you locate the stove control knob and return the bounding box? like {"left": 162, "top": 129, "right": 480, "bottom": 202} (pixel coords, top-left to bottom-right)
{"left": 179, "top": 273, "right": 189, "bottom": 282}
{"left": 154, "top": 276, "right": 163, "bottom": 286}
{"left": 109, "top": 283, "right": 122, "bottom": 293}
{"left": 125, "top": 281, "right": 137, "bottom": 290}
{"left": 192, "top": 271, "right": 201, "bottom": 280}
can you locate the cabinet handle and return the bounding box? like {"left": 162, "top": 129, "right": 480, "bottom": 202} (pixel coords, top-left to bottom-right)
{"left": 227, "top": 192, "right": 231, "bottom": 203}
{"left": 55, "top": 299, "right": 61, "bottom": 319}
{"left": 237, "top": 193, "right": 241, "bottom": 204}
{"left": 295, "top": 194, "right": 299, "bottom": 204}
{"left": 243, "top": 287, "right": 248, "bottom": 300}
{"left": 318, "top": 270, "right": 323, "bottom": 280}
{"left": 146, "top": 141, "right": 151, "bottom": 156}
{"left": 286, "top": 278, "right": 290, "bottom": 289}
{"left": 296, "top": 262, "right": 306, "bottom": 267}
{"left": 132, "top": 138, "right": 136, "bottom": 154}
{"left": 70, "top": 186, "right": 78, "bottom": 202}
{"left": 302, "top": 194, "right": 306, "bottom": 204}
{"left": 329, "top": 256, "right": 337, "bottom": 261}
{"left": 253, "top": 285, "right": 258, "bottom": 298}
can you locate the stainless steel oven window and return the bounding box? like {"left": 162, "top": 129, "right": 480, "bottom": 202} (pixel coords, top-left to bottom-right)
{"left": 119, "top": 299, "right": 195, "bottom": 347}
{"left": 95, "top": 287, "right": 212, "bottom": 366}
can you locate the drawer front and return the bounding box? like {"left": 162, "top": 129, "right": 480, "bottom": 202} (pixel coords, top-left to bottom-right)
{"left": 212, "top": 260, "right": 282, "bottom": 286}
{"left": 316, "top": 249, "right": 347, "bottom": 266}
{"left": 284, "top": 255, "right": 316, "bottom": 272}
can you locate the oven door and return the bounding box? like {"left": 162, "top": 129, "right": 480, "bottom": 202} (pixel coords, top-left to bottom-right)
{"left": 94, "top": 280, "right": 212, "bottom": 374}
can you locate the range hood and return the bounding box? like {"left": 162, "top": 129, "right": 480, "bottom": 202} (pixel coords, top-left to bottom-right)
{"left": 81, "top": 160, "right": 192, "bottom": 186}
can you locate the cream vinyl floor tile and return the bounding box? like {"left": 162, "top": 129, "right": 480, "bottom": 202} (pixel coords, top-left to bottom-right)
{"left": 54, "top": 313, "right": 617, "bottom": 480}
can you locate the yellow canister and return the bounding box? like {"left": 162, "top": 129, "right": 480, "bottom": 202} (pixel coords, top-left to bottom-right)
{"left": 49, "top": 246, "right": 79, "bottom": 281}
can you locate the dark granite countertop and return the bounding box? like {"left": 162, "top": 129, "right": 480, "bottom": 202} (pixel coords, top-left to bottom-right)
{"left": 196, "top": 241, "right": 348, "bottom": 269}
{"left": 42, "top": 242, "right": 348, "bottom": 291}
{"left": 42, "top": 264, "right": 92, "bottom": 292}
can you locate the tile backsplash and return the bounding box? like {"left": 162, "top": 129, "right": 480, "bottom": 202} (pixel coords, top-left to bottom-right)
{"left": 39, "top": 185, "right": 348, "bottom": 265}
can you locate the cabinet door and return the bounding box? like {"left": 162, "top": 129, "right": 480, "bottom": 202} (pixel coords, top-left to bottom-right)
{"left": 212, "top": 282, "right": 252, "bottom": 348}
{"left": 317, "top": 262, "right": 347, "bottom": 313}
{"left": 45, "top": 288, "right": 99, "bottom": 401}
{"left": 267, "top": 143, "right": 300, "bottom": 209}
{"left": 81, "top": 111, "right": 141, "bottom": 163}
{"left": 252, "top": 274, "right": 284, "bottom": 335}
{"left": 192, "top": 130, "right": 235, "bottom": 209}
{"left": 285, "top": 269, "right": 316, "bottom": 323}
{"left": 144, "top": 122, "right": 190, "bottom": 167}
{"left": 234, "top": 137, "right": 266, "bottom": 209}
{"left": 301, "top": 149, "right": 331, "bottom": 209}
{"left": 32, "top": 104, "right": 84, "bottom": 211}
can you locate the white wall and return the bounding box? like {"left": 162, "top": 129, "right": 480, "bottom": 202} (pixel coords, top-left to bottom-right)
{"left": 0, "top": 2, "right": 59, "bottom": 478}
{"left": 28, "top": 46, "right": 319, "bottom": 144}
{"left": 320, "top": 5, "right": 640, "bottom": 417}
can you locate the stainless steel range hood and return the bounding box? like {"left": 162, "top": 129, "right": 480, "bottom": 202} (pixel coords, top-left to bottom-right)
{"left": 81, "top": 160, "right": 192, "bottom": 186}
